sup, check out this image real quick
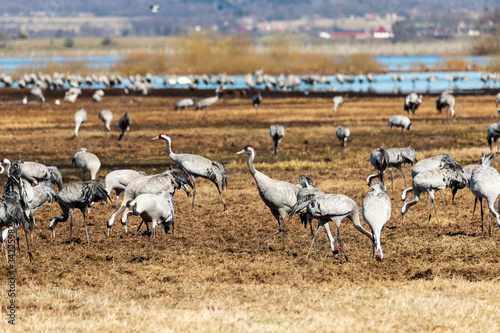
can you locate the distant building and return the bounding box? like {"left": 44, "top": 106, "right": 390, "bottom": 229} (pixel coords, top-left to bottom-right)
{"left": 373, "top": 26, "right": 394, "bottom": 39}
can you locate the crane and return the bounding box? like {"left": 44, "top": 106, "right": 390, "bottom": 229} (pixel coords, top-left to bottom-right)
{"left": 269, "top": 124, "right": 285, "bottom": 161}
{"left": 366, "top": 147, "right": 417, "bottom": 191}
{"left": 335, "top": 125, "right": 350, "bottom": 149}
{"left": 29, "top": 87, "right": 45, "bottom": 102}
{"left": 388, "top": 115, "right": 411, "bottom": 141}
{"left": 118, "top": 112, "right": 131, "bottom": 141}
{"left": 105, "top": 169, "right": 147, "bottom": 209}
{"left": 332, "top": 95, "right": 343, "bottom": 112}
{"left": 195, "top": 86, "right": 222, "bottom": 111}
{"left": 73, "top": 148, "right": 101, "bottom": 180}
{"left": 436, "top": 92, "right": 456, "bottom": 118}
{"left": 98, "top": 109, "right": 113, "bottom": 133}
{"left": 252, "top": 92, "right": 262, "bottom": 110}
{"left": 1, "top": 158, "right": 63, "bottom": 190}
{"left": 469, "top": 152, "right": 500, "bottom": 236}
{"left": 125, "top": 191, "right": 174, "bottom": 261}
{"left": 404, "top": 92, "right": 422, "bottom": 116}
{"left": 74, "top": 108, "right": 87, "bottom": 137}
{"left": 304, "top": 193, "right": 373, "bottom": 261}
{"left": 174, "top": 98, "right": 195, "bottom": 111}
{"left": 49, "top": 179, "right": 110, "bottom": 245}
{"left": 26, "top": 181, "right": 58, "bottom": 242}
{"left": 236, "top": 145, "right": 309, "bottom": 250}
{"left": 487, "top": 122, "right": 500, "bottom": 152}
{"left": 93, "top": 89, "right": 104, "bottom": 102}
{"left": 152, "top": 133, "right": 227, "bottom": 211}
{"left": 362, "top": 181, "right": 391, "bottom": 261}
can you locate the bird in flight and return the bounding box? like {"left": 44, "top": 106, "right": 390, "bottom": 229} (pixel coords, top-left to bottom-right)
{"left": 149, "top": 4, "right": 159, "bottom": 13}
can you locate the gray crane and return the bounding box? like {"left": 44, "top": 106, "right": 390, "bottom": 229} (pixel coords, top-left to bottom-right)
{"left": 496, "top": 92, "right": 500, "bottom": 108}
{"left": 152, "top": 133, "right": 227, "bottom": 211}
{"left": 304, "top": 193, "right": 373, "bottom": 261}
{"left": 29, "top": 87, "right": 45, "bottom": 102}
{"left": 236, "top": 145, "right": 309, "bottom": 251}
{"left": 93, "top": 89, "right": 104, "bottom": 102}
{"left": 195, "top": 86, "right": 222, "bottom": 111}
{"left": 174, "top": 98, "right": 195, "bottom": 111}
{"left": 125, "top": 191, "right": 174, "bottom": 261}
{"left": 436, "top": 92, "right": 456, "bottom": 118}
{"left": 73, "top": 148, "right": 101, "bottom": 180}
{"left": 105, "top": 169, "right": 147, "bottom": 209}
{"left": 49, "top": 179, "right": 110, "bottom": 245}
{"left": 366, "top": 147, "right": 417, "bottom": 191}
{"left": 469, "top": 152, "right": 500, "bottom": 236}
{"left": 106, "top": 166, "right": 191, "bottom": 234}
{"left": 1, "top": 158, "right": 63, "bottom": 190}
{"left": 362, "top": 181, "right": 391, "bottom": 261}
{"left": 335, "top": 125, "right": 350, "bottom": 149}
{"left": 388, "top": 115, "right": 411, "bottom": 140}
{"left": 26, "top": 181, "right": 58, "bottom": 242}
{"left": 401, "top": 164, "right": 467, "bottom": 223}
{"left": 332, "top": 95, "right": 343, "bottom": 112}
{"left": 252, "top": 92, "right": 262, "bottom": 110}
{"left": 118, "top": 112, "right": 131, "bottom": 141}
{"left": 269, "top": 124, "right": 285, "bottom": 161}
{"left": 404, "top": 92, "right": 422, "bottom": 116}
{"left": 98, "top": 109, "right": 113, "bottom": 133}
{"left": 74, "top": 108, "right": 87, "bottom": 137}
{"left": 487, "top": 122, "right": 500, "bottom": 152}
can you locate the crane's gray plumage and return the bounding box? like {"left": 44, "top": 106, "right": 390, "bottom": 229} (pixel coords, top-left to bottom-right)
{"left": 29, "top": 87, "right": 45, "bottom": 102}
{"left": 388, "top": 115, "right": 411, "bottom": 140}
{"left": 118, "top": 112, "right": 131, "bottom": 141}
{"left": 93, "top": 89, "right": 104, "bottom": 102}
{"left": 125, "top": 191, "right": 174, "bottom": 261}
{"left": 332, "top": 95, "right": 343, "bottom": 112}
{"left": 99, "top": 109, "right": 113, "bottom": 133}
{"left": 436, "top": 92, "right": 456, "bottom": 118}
{"left": 366, "top": 147, "right": 417, "bottom": 191}
{"left": 487, "top": 122, "right": 500, "bottom": 152}
{"left": 1, "top": 158, "right": 63, "bottom": 191}
{"left": 404, "top": 92, "right": 422, "bottom": 115}
{"left": 27, "top": 181, "right": 58, "bottom": 238}
{"left": 174, "top": 97, "right": 195, "bottom": 110}
{"left": 305, "top": 193, "right": 373, "bottom": 261}
{"left": 401, "top": 164, "right": 468, "bottom": 223}
{"left": 469, "top": 152, "right": 500, "bottom": 236}
{"left": 73, "top": 148, "right": 101, "bottom": 180}
{"left": 153, "top": 133, "right": 227, "bottom": 211}
{"left": 49, "top": 179, "right": 110, "bottom": 245}
{"left": 236, "top": 145, "right": 310, "bottom": 250}
{"left": 195, "top": 87, "right": 222, "bottom": 111}
{"left": 252, "top": 92, "right": 262, "bottom": 109}
{"left": 74, "top": 108, "right": 87, "bottom": 137}
{"left": 335, "top": 125, "right": 350, "bottom": 149}
{"left": 269, "top": 124, "right": 285, "bottom": 161}
{"left": 496, "top": 92, "right": 500, "bottom": 107}
{"left": 362, "top": 181, "right": 391, "bottom": 261}
{"left": 106, "top": 165, "right": 191, "bottom": 233}
{"left": 105, "top": 169, "right": 148, "bottom": 209}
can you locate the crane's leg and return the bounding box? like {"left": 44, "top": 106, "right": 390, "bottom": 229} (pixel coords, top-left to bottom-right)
{"left": 69, "top": 209, "right": 74, "bottom": 242}
{"left": 472, "top": 197, "right": 478, "bottom": 216}
{"left": 135, "top": 228, "right": 154, "bottom": 262}
{"left": 191, "top": 178, "right": 197, "bottom": 211}
{"left": 388, "top": 167, "right": 394, "bottom": 192}
{"left": 214, "top": 182, "right": 227, "bottom": 211}
{"left": 307, "top": 224, "right": 323, "bottom": 259}
{"left": 397, "top": 165, "right": 407, "bottom": 188}
{"left": 335, "top": 221, "right": 349, "bottom": 262}
{"left": 254, "top": 214, "right": 283, "bottom": 251}
{"left": 485, "top": 199, "right": 497, "bottom": 237}
{"left": 281, "top": 216, "right": 286, "bottom": 251}
{"left": 439, "top": 190, "right": 446, "bottom": 207}
{"left": 15, "top": 229, "right": 22, "bottom": 265}
{"left": 479, "top": 198, "right": 484, "bottom": 236}
{"left": 83, "top": 210, "right": 90, "bottom": 246}
{"left": 322, "top": 222, "right": 338, "bottom": 259}
{"left": 115, "top": 192, "right": 120, "bottom": 210}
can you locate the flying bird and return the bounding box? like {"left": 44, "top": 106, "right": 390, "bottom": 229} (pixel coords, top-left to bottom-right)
{"left": 149, "top": 4, "right": 159, "bottom": 13}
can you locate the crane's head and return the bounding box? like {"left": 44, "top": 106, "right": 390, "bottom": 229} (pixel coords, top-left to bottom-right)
{"left": 236, "top": 145, "right": 255, "bottom": 155}
{"left": 126, "top": 199, "right": 137, "bottom": 209}
{"left": 152, "top": 133, "right": 170, "bottom": 141}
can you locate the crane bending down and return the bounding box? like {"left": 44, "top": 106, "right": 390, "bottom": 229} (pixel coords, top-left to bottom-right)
{"left": 366, "top": 147, "right": 417, "bottom": 191}
{"left": 49, "top": 179, "right": 110, "bottom": 245}
{"left": 401, "top": 165, "right": 468, "bottom": 223}
{"left": 304, "top": 193, "right": 373, "bottom": 261}
{"left": 106, "top": 166, "right": 191, "bottom": 234}
{"left": 118, "top": 112, "right": 131, "bottom": 141}
{"left": 336, "top": 125, "right": 350, "bottom": 149}
{"left": 105, "top": 169, "right": 147, "bottom": 209}
{"left": 174, "top": 98, "right": 195, "bottom": 111}
{"left": 73, "top": 148, "right": 101, "bottom": 180}
{"left": 469, "top": 152, "right": 500, "bottom": 236}
{"left": 152, "top": 133, "right": 227, "bottom": 211}
{"left": 388, "top": 115, "right": 411, "bottom": 140}
{"left": 362, "top": 181, "right": 391, "bottom": 261}
{"left": 26, "top": 181, "right": 58, "bottom": 242}
{"left": 404, "top": 93, "right": 422, "bottom": 116}
{"left": 99, "top": 109, "right": 113, "bottom": 133}
{"left": 74, "top": 108, "right": 87, "bottom": 137}
{"left": 269, "top": 124, "right": 285, "bottom": 161}
{"left": 236, "top": 145, "right": 310, "bottom": 251}
{"left": 1, "top": 158, "right": 63, "bottom": 190}
{"left": 332, "top": 95, "right": 343, "bottom": 112}
{"left": 436, "top": 92, "right": 456, "bottom": 118}
{"left": 124, "top": 191, "right": 175, "bottom": 261}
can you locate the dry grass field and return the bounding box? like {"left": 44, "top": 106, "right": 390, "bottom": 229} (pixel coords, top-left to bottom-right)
{"left": 0, "top": 91, "right": 500, "bottom": 332}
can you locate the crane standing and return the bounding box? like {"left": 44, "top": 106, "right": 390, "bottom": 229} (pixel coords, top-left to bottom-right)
{"left": 366, "top": 147, "right": 417, "bottom": 191}
{"left": 73, "top": 148, "right": 101, "bottom": 180}
{"left": 105, "top": 169, "right": 148, "bottom": 209}
{"left": 332, "top": 95, "right": 343, "bottom": 112}
{"left": 252, "top": 92, "right": 262, "bottom": 110}
{"left": 335, "top": 125, "right": 350, "bottom": 150}
{"left": 269, "top": 124, "right": 285, "bottom": 161}
{"left": 404, "top": 92, "right": 422, "bottom": 116}
{"left": 436, "top": 92, "right": 456, "bottom": 118}
{"left": 118, "top": 112, "right": 131, "bottom": 141}
{"left": 152, "top": 133, "right": 227, "bottom": 211}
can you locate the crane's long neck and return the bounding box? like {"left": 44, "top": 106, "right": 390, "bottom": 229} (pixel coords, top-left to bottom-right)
{"left": 163, "top": 137, "right": 174, "bottom": 157}
{"left": 75, "top": 122, "right": 81, "bottom": 136}
{"left": 246, "top": 151, "right": 256, "bottom": 176}
{"left": 351, "top": 209, "right": 373, "bottom": 241}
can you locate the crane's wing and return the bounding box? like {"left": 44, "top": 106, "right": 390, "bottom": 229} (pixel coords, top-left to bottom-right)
{"left": 209, "top": 161, "right": 226, "bottom": 190}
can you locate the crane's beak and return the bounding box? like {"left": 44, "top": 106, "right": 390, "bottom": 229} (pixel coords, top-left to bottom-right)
{"left": 236, "top": 149, "right": 245, "bottom": 155}
{"left": 151, "top": 136, "right": 159, "bottom": 141}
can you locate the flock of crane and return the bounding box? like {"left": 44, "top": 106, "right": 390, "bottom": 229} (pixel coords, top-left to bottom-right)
{"left": 1, "top": 80, "right": 500, "bottom": 264}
